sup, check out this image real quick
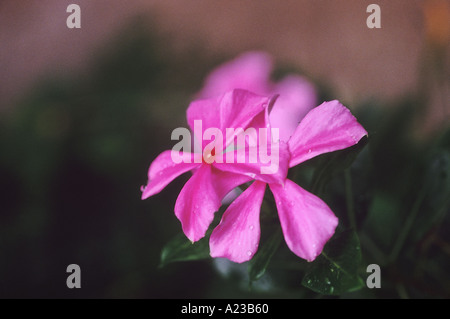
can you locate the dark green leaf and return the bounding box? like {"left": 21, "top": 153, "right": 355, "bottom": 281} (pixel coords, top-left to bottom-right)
{"left": 248, "top": 229, "right": 283, "bottom": 282}
{"left": 159, "top": 204, "right": 227, "bottom": 268}
{"left": 310, "top": 137, "right": 368, "bottom": 196}
{"left": 159, "top": 232, "right": 210, "bottom": 268}
{"left": 302, "top": 230, "right": 364, "bottom": 295}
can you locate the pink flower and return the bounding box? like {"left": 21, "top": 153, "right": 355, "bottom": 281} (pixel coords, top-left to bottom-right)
{"left": 143, "top": 51, "right": 367, "bottom": 265}
{"left": 141, "top": 89, "right": 290, "bottom": 243}
{"left": 198, "top": 51, "right": 317, "bottom": 143}
{"left": 210, "top": 100, "right": 368, "bottom": 263}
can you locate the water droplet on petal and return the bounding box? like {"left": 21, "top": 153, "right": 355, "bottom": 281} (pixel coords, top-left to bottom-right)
{"left": 308, "top": 149, "right": 312, "bottom": 154}
{"left": 247, "top": 250, "right": 253, "bottom": 256}
{"left": 248, "top": 173, "right": 256, "bottom": 179}
{"left": 249, "top": 225, "right": 254, "bottom": 230}
{"left": 193, "top": 204, "right": 199, "bottom": 214}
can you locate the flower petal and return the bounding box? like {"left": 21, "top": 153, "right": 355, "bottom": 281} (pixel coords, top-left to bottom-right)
{"left": 187, "top": 89, "right": 271, "bottom": 133}
{"left": 185, "top": 95, "right": 222, "bottom": 148}
{"left": 213, "top": 141, "right": 290, "bottom": 185}
{"left": 141, "top": 150, "right": 200, "bottom": 200}
{"left": 220, "top": 89, "right": 272, "bottom": 135}
{"left": 269, "top": 179, "right": 338, "bottom": 261}
{"left": 222, "top": 94, "right": 272, "bottom": 147}
{"left": 210, "top": 181, "right": 266, "bottom": 263}
{"left": 288, "top": 100, "right": 368, "bottom": 168}
{"left": 186, "top": 89, "right": 272, "bottom": 151}
{"left": 269, "top": 75, "right": 317, "bottom": 142}
{"left": 197, "top": 51, "right": 273, "bottom": 99}
{"left": 175, "top": 165, "right": 251, "bottom": 242}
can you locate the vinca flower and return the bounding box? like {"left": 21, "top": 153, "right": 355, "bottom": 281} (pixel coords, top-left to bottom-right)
{"left": 142, "top": 51, "right": 367, "bottom": 265}
{"left": 141, "top": 89, "right": 289, "bottom": 243}
{"left": 210, "top": 100, "right": 368, "bottom": 263}
{"left": 194, "top": 51, "right": 367, "bottom": 262}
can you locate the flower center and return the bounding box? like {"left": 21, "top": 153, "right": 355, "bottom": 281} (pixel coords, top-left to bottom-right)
{"left": 203, "top": 147, "right": 216, "bottom": 164}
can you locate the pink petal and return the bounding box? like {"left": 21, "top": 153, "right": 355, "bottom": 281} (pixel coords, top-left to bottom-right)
{"left": 213, "top": 96, "right": 289, "bottom": 184}
{"left": 175, "top": 165, "right": 251, "bottom": 242}
{"left": 212, "top": 166, "right": 253, "bottom": 200}
{"left": 141, "top": 150, "right": 200, "bottom": 200}
{"left": 197, "top": 51, "right": 273, "bottom": 99}
{"left": 186, "top": 89, "right": 272, "bottom": 150}
{"left": 269, "top": 75, "right": 317, "bottom": 142}
{"left": 288, "top": 100, "right": 368, "bottom": 168}
{"left": 213, "top": 141, "right": 290, "bottom": 185}
{"left": 269, "top": 179, "right": 338, "bottom": 261}
{"left": 220, "top": 89, "right": 272, "bottom": 138}
{"left": 210, "top": 181, "right": 266, "bottom": 263}
{"left": 225, "top": 94, "right": 273, "bottom": 146}
{"left": 186, "top": 95, "right": 222, "bottom": 146}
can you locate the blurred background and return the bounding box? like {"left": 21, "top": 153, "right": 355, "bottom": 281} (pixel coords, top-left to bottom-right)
{"left": 0, "top": 0, "right": 449, "bottom": 298}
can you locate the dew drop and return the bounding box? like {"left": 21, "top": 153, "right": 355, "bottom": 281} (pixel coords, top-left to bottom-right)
{"left": 308, "top": 149, "right": 312, "bottom": 154}
{"left": 249, "top": 225, "right": 254, "bottom": 230}
{"left": 193, "top": 204, "right": 199, "bottom": 214}
{"left": 247, "top": 250, "right": 253, "bottom": 256}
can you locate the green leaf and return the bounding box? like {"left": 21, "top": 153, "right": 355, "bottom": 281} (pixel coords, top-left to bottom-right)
{"left": 159, "top": 232, "right": 210, "bottom": 268}
{"left": 248, "top": 229, "right": 283, "bottom": 282}
{"left": 302, "top": 230, "right": 364, "bottom": 295}
{"left": 310, "top": 137, "right": 368, "bottom": 196}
